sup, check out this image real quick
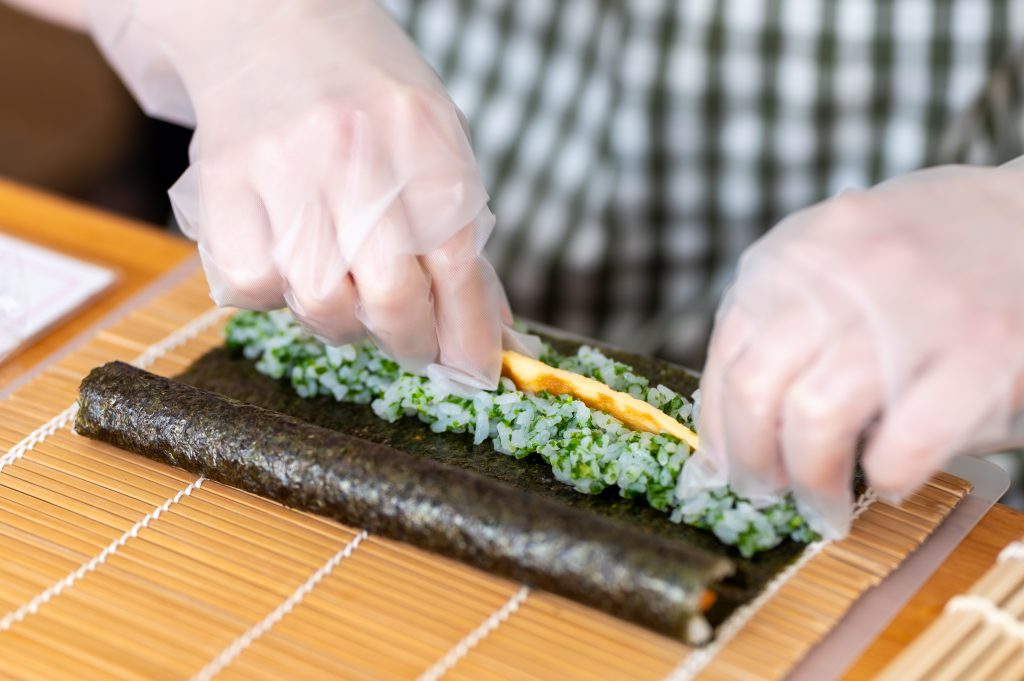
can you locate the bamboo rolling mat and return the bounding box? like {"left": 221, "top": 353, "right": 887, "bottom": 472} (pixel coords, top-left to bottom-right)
{"left": 0, "top": 265, "right": 973, "bottom": 681}
{"left": 877, "top": 536, "right": 1024, "bottom": 681}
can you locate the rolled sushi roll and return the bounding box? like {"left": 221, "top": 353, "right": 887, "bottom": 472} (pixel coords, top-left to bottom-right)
{"left": 76, "top": 361, "right": 732, "bottom": 643}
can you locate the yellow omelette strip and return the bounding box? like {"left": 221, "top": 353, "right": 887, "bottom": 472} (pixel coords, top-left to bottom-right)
{"left": 501, "top": 351, "right": 700, "bottom": 451}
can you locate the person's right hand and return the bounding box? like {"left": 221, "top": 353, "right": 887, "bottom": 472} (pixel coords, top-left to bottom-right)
{"left": 88, "top": 0, "right": 511, "bottom": 389}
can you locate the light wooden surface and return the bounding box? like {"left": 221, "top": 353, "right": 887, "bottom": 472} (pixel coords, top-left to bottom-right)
{"left": 2, "top": 179, "right": 1023, "bottom": 677}
{"left": 0, "top": 178, "right": 194, "bottom": 388}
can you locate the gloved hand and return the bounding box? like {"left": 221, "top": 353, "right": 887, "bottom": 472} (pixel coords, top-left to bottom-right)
{"left": 87, "top": 0, "right": 512, "bottom": 388}
{"left": 682, "top": 162, "right": 1024, "bottom": 538}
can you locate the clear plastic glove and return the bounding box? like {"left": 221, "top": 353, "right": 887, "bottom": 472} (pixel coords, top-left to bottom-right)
{"left": 87, "top": 0, "right": 513, "bottom": 389}
{"left": 682, "top": 162, "right": 1024, "bottom": 539}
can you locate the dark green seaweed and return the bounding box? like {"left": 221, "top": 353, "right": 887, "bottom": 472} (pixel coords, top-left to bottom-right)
{"left": 77, "top": 361, "right": 733, "bottom": 642}
{"left": 177, "top": 346, "right": 808, "bottom": 626}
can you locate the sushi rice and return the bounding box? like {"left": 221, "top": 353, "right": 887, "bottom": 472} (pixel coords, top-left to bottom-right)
{"left": 226, "top": 310, "right": 815, "bottom": 556}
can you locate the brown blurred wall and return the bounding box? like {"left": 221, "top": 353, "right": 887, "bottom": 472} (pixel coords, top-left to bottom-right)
{"left": 0, "top": 4, "right": 141, "bottom": 200}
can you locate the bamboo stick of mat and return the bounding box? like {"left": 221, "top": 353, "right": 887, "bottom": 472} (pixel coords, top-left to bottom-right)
{"left": 0, "top": 266, "right": 971, "bottom": 681}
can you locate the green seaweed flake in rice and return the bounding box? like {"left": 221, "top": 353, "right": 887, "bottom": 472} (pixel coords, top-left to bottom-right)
{"left": 225, "top": 309, "right": 817, "bottom": 556}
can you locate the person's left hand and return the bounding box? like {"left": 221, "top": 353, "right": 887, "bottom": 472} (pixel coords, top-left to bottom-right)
{"left": 682, "top": 161, "right": 1024, "bottom": 538}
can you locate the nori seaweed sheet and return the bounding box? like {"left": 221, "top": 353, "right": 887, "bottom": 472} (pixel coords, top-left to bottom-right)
{"left": 174, "top": 339, "right": 808, "bottom": 627}
{"left": 77, "top": 362, "right": 733, "bottom": 642}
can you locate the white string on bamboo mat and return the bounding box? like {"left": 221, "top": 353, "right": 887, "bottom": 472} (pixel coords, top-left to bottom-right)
{"left": 0, "top": 477, "right": 206, "bottom": 631}
{"left": 946, "top": 595, "right": 1024, "bottom": 641}
{"left": 999, "top": 541, "right": 1024, "bottom": 563}
{"left": 0, "top": 403, "right": 79, "bottom": 474}
{"left": 189, "top": 530, "right": 370, "bottom": 681}
{"left": 0, "top": 305, "right": 226, "bottom": 629}
{"left": 663, "top": 488, "right": 880, "bottom": 681}
{"left": 416, "top": 585, "right": 531, "bottom": 681}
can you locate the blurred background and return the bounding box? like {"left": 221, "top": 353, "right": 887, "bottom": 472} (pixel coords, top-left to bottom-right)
{"left": 0, "top": 5, "right": 188, "bottom": 225}
{"left": 2, "top": 3, "right": 1022, "bottom": 509}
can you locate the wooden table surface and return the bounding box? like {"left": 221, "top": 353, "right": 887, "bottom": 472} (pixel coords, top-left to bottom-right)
{"left": 1, "top": 177, "right": 1021, "bottom": 679}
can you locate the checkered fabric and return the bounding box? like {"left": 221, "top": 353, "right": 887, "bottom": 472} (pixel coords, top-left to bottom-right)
{"left": 382, "top": 0, "right": 1024, "bottom": 366}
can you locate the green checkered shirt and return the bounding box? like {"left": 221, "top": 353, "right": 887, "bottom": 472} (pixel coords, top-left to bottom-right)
{"left": 383, "top": 0, "right": 1024, "bottom": 366}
